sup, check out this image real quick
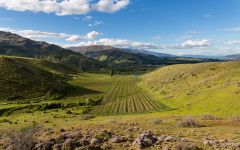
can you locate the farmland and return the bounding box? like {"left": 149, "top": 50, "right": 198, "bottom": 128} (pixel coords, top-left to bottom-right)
{"left": 92, "top": 76, "right": 167, "bottom": 115}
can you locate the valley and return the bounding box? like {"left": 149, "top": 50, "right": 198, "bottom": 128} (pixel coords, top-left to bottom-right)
{"left": 1, "top": 63, "right": 240, "bottom": 149}
{"left": 0, "top": 32, "right": 240, "bottom": 150}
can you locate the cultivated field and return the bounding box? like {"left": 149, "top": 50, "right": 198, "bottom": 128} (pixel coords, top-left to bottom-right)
{"left": 92, "top": 76, "right": 167, "bottom": 115}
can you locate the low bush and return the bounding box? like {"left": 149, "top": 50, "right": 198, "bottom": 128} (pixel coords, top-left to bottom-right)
{"left": 80, "top": 114, "right": 95, "bottom": 120}
{"left": 178, "top": 117, "right": 201, "bottom": 127}
{"left": 153, "top": 119, "right": 163, "bottom": 125}
{"left": 3, "top": 124, "right": 42, "bottom": 150}
{"left": 202, "top": 114, "right": 220, "bottom": 120}
{"left": 174, "top": 143, "right": 202, "bottom": 150}
{"left": 232, "top": 116, "right": 240, "bottom": 123}
{"left": 0, "top": 119, "right": 11, "bottom": 123}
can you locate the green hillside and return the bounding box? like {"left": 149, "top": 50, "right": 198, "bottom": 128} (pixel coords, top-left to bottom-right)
{"left": 0, "top": 31, "right": 104, "bottom": 71}
{"left": 0, "top": 56, "right": 72, "bottom": 101}
{"left": 141, "top": 61, "right": 240, "bottom": 116}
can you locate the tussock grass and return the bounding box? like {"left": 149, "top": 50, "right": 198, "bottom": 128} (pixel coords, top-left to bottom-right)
{"left": 178, "top": 117, "right": 202, "bottom": 127}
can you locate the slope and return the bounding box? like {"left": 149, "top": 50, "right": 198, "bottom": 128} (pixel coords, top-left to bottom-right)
{"left": 141, "top": 61, "right": 240, "bottom": 116}
{"left": 0, "top": 56, "right": 72, "bottom": 101}
{"left": 0, "top": 31, "right": 104, "bottom": 71}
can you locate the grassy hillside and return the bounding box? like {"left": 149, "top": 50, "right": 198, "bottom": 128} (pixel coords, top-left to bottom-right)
{"left": 141, "top": 61, "right": 240, "bottom": 116}
{"left": 0, "top": 31, "right": 104, "bottom": 71}
{"left": 0, "top": 56, "right": 72, "bottom": 101}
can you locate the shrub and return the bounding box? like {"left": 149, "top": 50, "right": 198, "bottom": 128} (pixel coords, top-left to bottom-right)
{"left": 174, "top": 143, "right": 202, "bottom": 150}
{"left": 4, "top": 124, "right": 42, "bottom": 150}
{"left": 178, "top": 117, "right": 201, "bottom": 127}
{"left": 0, "top": 119, "right": 11, "bottom": 123}
{"left": 232, "top": 116, "right": 240, "bottom": 123}
{"left": 80, "top": 114, "right": 95, "bottom": 120}
{"left": 153, "top": 119, "right": 163, "bottom": 125}
{"left": 66, "top": 110, "right": 73, "bottom": 114}
{"left": 202, "top": 114, "right": 220, "bottom": 120}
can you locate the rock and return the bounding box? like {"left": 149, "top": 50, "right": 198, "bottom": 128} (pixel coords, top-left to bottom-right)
{"left": 72, "top": 131, "right": 83, "bottom": 139}
{"left": 59, "top": 133, "right": 71, "bottom": 140}
{"left": 132, "top": 130, "right": 157, "bottom": 149}
{"left": 180, "top": 138, "right": 191, "bottom": 142}
{"left": 163, "top": 145, "right": 171, "bottom": 150}
{"left": 164, "top": 136, "right": 176, "bottom": 142}
{"left": 90, "top": 138, "right": 102, "bottom": 145}
{"left": 35, "top": 141, "right": 53, "bottom": 150}
{"left": 86, "top": 144, "right": 101, "bottom": 150}
{"left": 102, "top": 143, "right": 112, "bottom": 149}
{"left": 80, "top": 138, "right": 90, "bottom": 146}
{"left": 157, "top": 135, "right": 167, "bottom": 142}
{"left": 110, "top": 136, "right": 128, "bottom": 143}
{"left": 203, "top": 140, "right": 211, "bottom": 146}
{"left": 62, "top": 138, "right": 78, "bottom": 150}
{"left": 52, "top": 144, "right": 62, "bottom": 150}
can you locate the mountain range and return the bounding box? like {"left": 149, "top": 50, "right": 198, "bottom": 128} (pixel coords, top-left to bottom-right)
{"left": 70, "top": 45, "right": 220, "bottom": 70}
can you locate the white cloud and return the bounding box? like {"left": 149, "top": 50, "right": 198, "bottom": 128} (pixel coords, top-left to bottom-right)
{"left": 64, "top": 38, "right": 212, "bottom": 50}
{"left": 222, "top": 26, "right": 240, "bottom": 32}
{"left": 88, "top": 20, "right": 104, "bottom": 27}
{"left": 172, "top": 39, "right": 212, "bottom": 49}
{"left": 226, "top": 40, "right": 240, "bottom": 45}
{"left": 64, "top": 38, "right": 164, "bottom": 49}
{"left": 0, "top": 0, "right": 130, "bottom": 16}
{"left": 86, "top": 31, "right": 101, "bottom": 39}
{"left": 82, "top": 16, "right": 93, "bottom": 21}
{"left": 0, "top": 27, "right": 100, "bottom": 42}
{"left": 93, "top": 0, "right": 130, "bottom": 13}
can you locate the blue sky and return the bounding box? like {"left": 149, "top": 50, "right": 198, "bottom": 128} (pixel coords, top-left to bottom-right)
{"left": 0, "top": 0, "right": 240, "bottom": 56}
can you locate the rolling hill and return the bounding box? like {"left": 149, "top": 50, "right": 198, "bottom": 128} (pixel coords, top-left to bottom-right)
{"left": 0, "top": 31, "right": 104, "bottom": 71}
{"left": 0, "top": 56, "right": 74, "bottom": 101}
{"left": 70, "top": 45, "right": 219, "bottom": 70}
{"left": 141, "top": 61, "right": 240, "bottom": 116}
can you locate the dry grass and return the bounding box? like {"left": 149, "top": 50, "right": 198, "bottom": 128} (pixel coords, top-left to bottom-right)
{"left": 2, "top": 124, "right": 42, "bottom": 150}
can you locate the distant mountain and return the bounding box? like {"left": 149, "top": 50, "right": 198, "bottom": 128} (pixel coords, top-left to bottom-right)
{"left": 70, "top": 45, "right": 219, "bottom": 70}
{"left": 181, "top": 54, "right": 224, "bottom": 59}
{"left": 124, "top": 48, "right": 176, "bottom": 58}
{"left": 225, "top": 54, "right": 240, "bottom": 60}
{"left": 0, "top": 31, "right": 104, "bottom": 71}
{"left": 0, "top": 56, "right": 73, "bottom": 100}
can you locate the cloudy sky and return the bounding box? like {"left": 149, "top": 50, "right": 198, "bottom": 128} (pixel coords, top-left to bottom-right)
{"left": 0, "top": 0, "right": 240, "bottom": 56}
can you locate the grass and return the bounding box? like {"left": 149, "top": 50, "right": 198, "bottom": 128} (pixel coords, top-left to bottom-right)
{"left": 91, "top": 76, "right": 167, "bottom": 115}
{"left": 0, "top": 56, "right": 72, "bottom": 101}
{"left": 141, "top": 61, "right": 240, "bottom": 116}
{"left": 1, "top": 61, "right": 240, "bottom": 149}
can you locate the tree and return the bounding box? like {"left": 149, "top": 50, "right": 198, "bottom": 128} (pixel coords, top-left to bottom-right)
{"left": 110, "top": 68, "right": 114, "bottom": 76}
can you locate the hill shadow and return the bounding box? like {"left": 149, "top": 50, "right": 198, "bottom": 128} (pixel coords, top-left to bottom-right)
{"left": 66, "top": 85, "right": 102, "bottom": 97}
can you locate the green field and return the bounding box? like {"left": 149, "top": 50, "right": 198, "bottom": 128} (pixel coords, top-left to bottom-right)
{"left": 92, "top": 76, "right": 167, "bottom": 115}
